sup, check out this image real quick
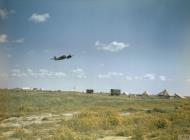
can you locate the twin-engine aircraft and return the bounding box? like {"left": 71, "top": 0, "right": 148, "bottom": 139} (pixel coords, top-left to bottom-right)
{"left": 51, "top": 54, "right": 73, "bottom": 61}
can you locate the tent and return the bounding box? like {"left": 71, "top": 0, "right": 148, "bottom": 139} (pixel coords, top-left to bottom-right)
{"left": 142, "top": 91, "right": 149, "bottom": 96}
{"left": 157, "top": 89, "right": 171, "bottom": 97}
{"left": 174, "top": 93, "right": 186, "bottom": 99}
{"left": 122, "top": 91, "right": 129, "bottom": 95}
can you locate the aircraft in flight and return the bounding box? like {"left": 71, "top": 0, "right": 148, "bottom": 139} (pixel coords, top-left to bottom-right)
{"left": 51, "top": 54, "right": 73, "bottom": 61}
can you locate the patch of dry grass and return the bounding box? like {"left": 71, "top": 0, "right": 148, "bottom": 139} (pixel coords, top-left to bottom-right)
{"left": 0, "top": 89, "right": 190, "bottom": 140}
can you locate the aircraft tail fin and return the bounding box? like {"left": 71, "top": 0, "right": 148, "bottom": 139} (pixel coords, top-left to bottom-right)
{"left": 51, "top": 56, "right": 56, "bottom": 60}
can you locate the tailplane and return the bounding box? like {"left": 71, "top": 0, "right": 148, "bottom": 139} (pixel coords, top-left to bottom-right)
{"left": 51, "top": 56, "right": 57, "bottom": 60}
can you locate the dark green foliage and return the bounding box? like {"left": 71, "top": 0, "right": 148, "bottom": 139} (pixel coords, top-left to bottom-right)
{"left": 155, "top": 119, "right": 170, "bottom": 129}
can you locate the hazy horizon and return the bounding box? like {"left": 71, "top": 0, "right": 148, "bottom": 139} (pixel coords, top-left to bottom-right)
{"left": 1, "top": 0, "right": 190, "bottom": 95}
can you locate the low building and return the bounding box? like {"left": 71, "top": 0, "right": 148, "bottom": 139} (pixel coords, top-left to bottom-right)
{"left": 110, "top": 89, "right": 121, "bottom": 96}
{"left": 86, "top": 89, "right": 94, "bottom": 94}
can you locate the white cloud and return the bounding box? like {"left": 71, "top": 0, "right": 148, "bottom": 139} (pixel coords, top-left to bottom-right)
{"left": 159, "top": 75, "right": 166, "bottom": 81}
{"left": 11, "top": 69, "right": 21, "bottom": 73}
{"left": 0, "top": 34, "right": 24, "bottom": 44}
{"left": 125, "top": 76, "right": 132, "bottom": 80}
{"left": 7, "top": 54, "right": 12, "bottom": 58}
{"left": 97, "top": 72, "right": 169, "bottom": 81}
{"left": 98, "top": 72, "right": 123, "bottom": 79}
{"left": 27, "top": 68, "right": 33, "bottom": 73}
{"left": 0, "top": 9, "right": 15, "bottom": 19}
{"left": 12, "top": 73, "right": 28, "bottom": 77}
{"left": 99, "top": 63, "right": 105, "bottom": 67}
{"left": 187, "top": 79, "right": 190, "bottom": 82}
{"left": 132, "top": 74, "right": 155, "bottom": 80}
{"left": 95, "top": 41, "right": 129, "bottom": 52}
{"left": 134, "top": 76, "right": 142, "bottom": 80}
{"left": 0, "top": 9, "right": 7, "bottom": 18}
{"left": 11, "top": 69, "right": 28, "bottom": 77}
{"left": 54, "top": 72, "right": 67, "bottom": 77}
{"left": 98, "top": 74, "right": 110, "bottom": 79}
{"left": 36, "top": 69, "right": 66, "bottom": 78}
{"left": 109, "top": 72, "right": 123, "bottom": 76}
{"left": 29, "top": 13, "right": 50, "bottom": 23}
{"left": 143, "top": 73, "right": 155, "bottom": 80}
{"left": 0, "top": 72, "right": 9, "bottom": 78}
{"left": 0, "top": 34, "right": 8, "bottom": 43}
{"left": 0, "top": 9, "right": 8, "bottom": 19}
{"left": 10, "top": 68, "right": 66, "bottom": 78}
{"left": 15, "top": 38, "right": 24, "bottom": 43}
{"left": 72, "top": 68, "right": 87, "bottom": 79}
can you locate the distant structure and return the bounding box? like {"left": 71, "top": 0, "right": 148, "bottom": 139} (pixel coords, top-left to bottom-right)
{"left": 86, "top": 89, "right": 94, "bottom": 94}
{"left": 110, "top": 89, "right": 121, "bottom": 96}
{"left": 174, "top": 93, "right": 186, "bottom": 99}
{"left": 157, "top": 89, "right": 170, "bottom": 98}
{"left": 122, "top": 91, "right": 128, "bottom": 95}
{"left": 19, "top": 87, "right": 43, "bottom": 91}
{"left": 142, "top": 91, "right": 149, "bottom": 96}
{"left": 21, "top": 87, "right": 33, "bottom": 90}
{"left": 32, "top": 88, "right": 38, "bottom": 91}
{"left": 128, "top": 93, "right": 136, "bottom": 98}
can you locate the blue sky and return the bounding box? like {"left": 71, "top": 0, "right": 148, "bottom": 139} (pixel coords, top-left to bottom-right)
{"left": 0, "top": 0, "right": 190, "bottom": 95}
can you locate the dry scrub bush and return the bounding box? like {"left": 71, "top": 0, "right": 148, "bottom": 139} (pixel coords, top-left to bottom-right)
{"left": 154, "top": 118, "right": 170, "bottom": 129}
{"left": 65, "top": 111, "right": 126, "bottom": 132}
